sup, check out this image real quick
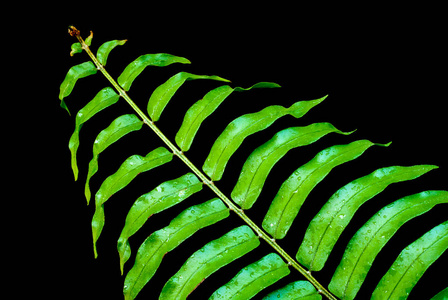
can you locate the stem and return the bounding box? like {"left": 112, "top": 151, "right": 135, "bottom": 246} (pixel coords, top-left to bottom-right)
{"left": 69, "top": 26, "right": 337, "bottom": 300}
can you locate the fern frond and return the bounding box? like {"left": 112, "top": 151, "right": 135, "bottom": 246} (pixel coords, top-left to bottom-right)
{"left": 61, "top": 27, "right": 447, "bottom": 300}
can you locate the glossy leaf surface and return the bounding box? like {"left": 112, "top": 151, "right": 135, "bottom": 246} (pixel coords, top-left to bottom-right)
{"left": 431, "top": 287, "right": 448, "bottom": 300}
{"left": 202, "top": 96, "right": 327, "bottom": 181}
{"left": 263, "top": 140, "right": 391, "bottom": 239}
{"left": 117, "top": 172, "right": 203, "bottom": 273}
{"left": 296, "top": 164, "right": 438, "bottom": 271}
{"left": 329, "top": 190, "right": 448, "bottom": 300}
{"left": 372, "top": 221, "right": 448, "bottom": 299}
{"left": 209, "top": 253, "right": 290, "bottom": 300}
{"left": 175, "top": 82, "right": 281, "bottom": 152}
{"left": 263, "top": 281, "right": 322, "bottom": 300}
{"left": 123, "top": 198, "right": 229, "bottom": 300}
{"left": 231, "top": 123, "right": 353, "bottom": 210}
{"left": 160, "top": 225, "right": 260, "bottom": 300}
{"left": 92, "top": 147, "right": 173, "bottom": 258}
{"left": 59, "top": 61, "right": 97, "bottom": 114}
{"left": 84, "top": 114, "right": 143, "bottom": 204}
{"left": 68, "top": 87, "right": 121, "bottom": 181}
{"left": 147, "top": 71, "right": 230, "bottom": 122}
{"left": 118, "top": 53, "right": 191, "bottom": 91}
{"left": 97, "top": 39, "right": 127, "bottom": 66}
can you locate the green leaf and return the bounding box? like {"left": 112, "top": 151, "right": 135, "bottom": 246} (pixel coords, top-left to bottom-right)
{"left": 296, "top": 164, "right": 438, "bottom": 271}
{"left": 59, "top": 61, "right": 97, "bottom": 115}
{"left": 147, "top": 71, "right": 230, "bottom": 122}
{"left": 202, "top": 96, "right": 327, "bottom": 181}
{"left": 160, "top": 225, "right": 260, "bottom": 300}
{"left": 263, "top": 281, "right": 322, "bottom": 300}
{"left": 118, "top": 172, "right": 203, "bottom": 274}
{"left": 329, "top": 190, "right": 448, "bottom": 300}
{"left": 97, "top": 39, "right": 127, "bottom": 66}
{"left": 117, "top": 53, "right": 191, "bottom": 91}
{"left": 123, "top": 198, "right": 229, "bottom": 300}
{"left": 92, "top": 147, "right": 173, "bottom": 258}
{"left": 68, "top": 87, "right": 121, "bottom": 181}
{"left": 372, "top": 221, "right": 448, "bottom": 299}
{"left": 175, "top": 82, "right": 281, "bottom": 152}
{"left": 70, "top": 43, "right": 82, "bottom": 56}
{"left": 209, "top": 253, "right": 290, "bottom": 300}
{"left": 84, "top": 114, "right": 143, "bottom": 204}
{"left": 231, "top": 123, "right": 354, "bottom": 210}
{"left": 70, "top": 30, "right": 93, "bottom": 56}
{"left": 263, "top": 140, "right": 391, "bottom": 239}
{"left": 431, "top": 287, "right": 448, "bottom": 300}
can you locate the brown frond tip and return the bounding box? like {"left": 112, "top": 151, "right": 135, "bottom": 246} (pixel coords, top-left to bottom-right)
{"left": 68, "top": 26, "right": 80, "bottom": 37}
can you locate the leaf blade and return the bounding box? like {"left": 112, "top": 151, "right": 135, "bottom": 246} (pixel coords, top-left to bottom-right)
{"left": 231, "top": 123, "right": 353, "bottom": 210}
{"left": 203, "top": 96, "right": 327, "bottom": 181}
{"left": 329, "top": 190, "right": 448, "bottom": 300}
{"left": 147, "top": 71, "right": 230, "bottom": 122}
{"left": 96, "top": 39, "right": 127, "bottom": 66}
{"left": 59, "top": 61, "right": 97, "bottom": 114}
{"left": 160, "top": 225, "right": 260, "bottom": 300}
{"left": 117, "top": 53, "right": 191, "bottom": 91}
{"left": 68, "top": 87, "right": 121, "bottom": 181}
{"left": 123, "top": 198, "right": 229, "bottom": 300}
{"left": 175, "top": 82, "right": 281, "bottom": 152}
{"left": 209, "top": 253, "right": 290, "bottom": 300}
{"left": 263, "top": 281, "right": 322, "bottom": 300}
{"left": 84, "top": 114, "right": 143, "bottom": 204}
{"left": 296, "top": 164, "right": 438, "bottom": 271}
{"left": 117, "top": 172, "right": 203, "bottom": 274}
{"left": 262, "top": 140, "right": 391, "bottom": 239}
{"left": 92, "top": 147, "right": 173, "bottom": 258}
{"left": 372, "top": 221, "right": 448, "bottom": 299}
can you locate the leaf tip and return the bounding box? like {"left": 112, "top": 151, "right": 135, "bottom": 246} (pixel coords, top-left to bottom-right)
{"left": 342, "top": 128, "right": 357, "bottom": 135}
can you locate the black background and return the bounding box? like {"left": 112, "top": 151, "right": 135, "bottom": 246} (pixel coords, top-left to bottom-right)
{"left": 33, "top": 5, "right": 447, "bottom": 300}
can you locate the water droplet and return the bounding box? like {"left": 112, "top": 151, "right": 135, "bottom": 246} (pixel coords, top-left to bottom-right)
{"left": 270, "top": 223, "right": 274, "bottom": 227}
{"left": 338, "top": 214, "right": 346, "bottom": 219}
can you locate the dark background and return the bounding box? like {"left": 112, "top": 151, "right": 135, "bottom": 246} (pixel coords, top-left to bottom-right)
{"left": 33, "top": 6, "right": 446, "bottom": 300}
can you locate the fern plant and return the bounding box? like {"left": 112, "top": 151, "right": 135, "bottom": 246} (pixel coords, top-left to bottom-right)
{"left": 59, "top": 26, "right": 448, "bottom": 300}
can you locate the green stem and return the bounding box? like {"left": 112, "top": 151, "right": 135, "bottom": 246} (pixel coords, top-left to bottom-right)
{"left": 70, "top": 27, "right": 337, "bottom": 300}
